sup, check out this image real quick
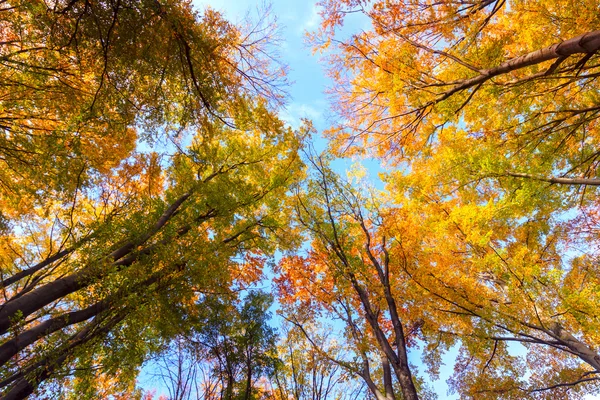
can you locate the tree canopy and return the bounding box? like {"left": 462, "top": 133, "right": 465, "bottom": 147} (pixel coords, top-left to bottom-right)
{"left": 293, "top": 0, "right": 600, "bottom": 398}
{"left": 2, "top": 0, "right": 600, "bottom": 399}
{"left": 0, "top": 0, "right": 302, "bottom": 398}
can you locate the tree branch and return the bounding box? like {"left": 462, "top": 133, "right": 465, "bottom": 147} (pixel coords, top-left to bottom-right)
{"left": 504, "top": 171, "right": 600, "bottom": 186}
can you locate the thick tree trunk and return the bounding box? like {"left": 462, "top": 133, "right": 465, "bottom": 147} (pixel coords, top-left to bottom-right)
{"left": 0, "top": 270, "right": 89, "bottom": 336}
{"left": 225, "top": 371, "right": 234, "bottom": 400}
{"left": 435, "top": 30, "right": 600, "bottom": 102}
{"left": 0, "top": 192, "right": 200, "bottom": 336}
{"left": 0, "top": 270, "right": 169, "bottom": 367}
{"left": 0, "top": 301, "right": 105, "bottom": 367}
{"left": 1, "top": 310, "right": 127, "bottom": 400}
{"left": 549, "top": 323, "right": 600, "bottom": 372}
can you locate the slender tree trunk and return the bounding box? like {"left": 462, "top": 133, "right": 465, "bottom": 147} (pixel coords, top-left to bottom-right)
{"left": 362, "top": 231, "right": 419, "bottom": 400}
{"left": 382, "top": 356, "right": 396, "bottom": 400}
{"left": 382, "top": 285, "right": 419, "bottom": 400}
{"left": 224, "top": 354, "right": 235, "bottom": 400}
{"left": 244, "top": 358, "right": 252, "bottom": 400}
{"left": 358, "top": 357, "right": 388, "bottom": 400}
{"left": 348, "top": 275, "right": 420, "bottom": 400}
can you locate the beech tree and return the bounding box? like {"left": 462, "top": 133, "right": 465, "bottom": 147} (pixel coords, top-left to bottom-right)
{"left": 4, "top": 0, "right": 600, "bottom": 398}
{"left": 277, "top": 155, "right": 433, "bottom": 400}
{"left": 308, "top": 0, "right": 600, "bottom": 398}
{"left": 0, "top": 1, "right": 302, "bottom": 398}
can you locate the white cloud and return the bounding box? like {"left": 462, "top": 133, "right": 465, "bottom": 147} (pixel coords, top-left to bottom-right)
{"left": 298, "top": 3, "right": 321, "bottom": 35}
{"left": 280, "top": 102, "right": 323, "bottom": 129}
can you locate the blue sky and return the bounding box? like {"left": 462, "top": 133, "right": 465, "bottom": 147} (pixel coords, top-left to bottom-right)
{"left": 194, "top": 0, "right": 329, "bottom": 131}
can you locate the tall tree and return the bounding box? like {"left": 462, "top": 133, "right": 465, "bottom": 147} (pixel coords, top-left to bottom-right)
{"left": 0, "top": 0, "right": 286, "bottom": 216}
{"left": 312, "top": 0, "right": 600, "bottom": 397}
{"left": 0, "top": 1, "right": 303, "bottom": 398}
{"left": 277, "top": 155, "right": 430, "bottom": 400}
{"left": 191, "top": 291, "right": 279, "bottom": 400}
{"left": 269, "top": 321, "right": 366, "bottom": 400}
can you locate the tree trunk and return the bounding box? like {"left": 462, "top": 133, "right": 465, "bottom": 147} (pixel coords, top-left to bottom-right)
{"left": 505, "top": 172, "right": 600, "bottom": 186}
{"left": 382, "top": 356, "right": 396, "bottom": 400}
{"left": 549, "top": 323, "right": 600, "bottom": 372}
{"left": 244, "top": 358, "right": 252, "bottom": 400}
{"left": 0, "top": 301, "right": 105, "bottom": 367}
{"left": 348, "top": 275, "right": 420, "bottom": 400}
{"left": 0, "top": 193, "right": 208, "bottom": 336}
{"left": 0, "top": 269, "right": 169, "bottom": 367}
{"left": 435, "top": 30, "right": 600, "bottom": 102}
{"left": 1, "top": 310, "right": 127, "bottom": 399}
{"left": 1, "top": 247, "right": 75, "bottom": 288}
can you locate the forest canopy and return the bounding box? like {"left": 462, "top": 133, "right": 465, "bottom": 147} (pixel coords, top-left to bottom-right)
{"left": 1, "top": 0, "right": 600, "bottom": 399}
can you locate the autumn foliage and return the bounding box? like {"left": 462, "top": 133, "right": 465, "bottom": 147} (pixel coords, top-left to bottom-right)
{"left": 276, "top": 0, "right": 600, "bottom": 398}
{"left": 0, "top": 0, "right": 302, "bottom": 398}
{"left": 2, "top": 0, "right": 600, "bottom": 399}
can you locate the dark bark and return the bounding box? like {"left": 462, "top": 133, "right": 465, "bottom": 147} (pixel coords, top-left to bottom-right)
{"left": 0, "top": 268, "right": 171, "bottom": 367}
{"left": 0, "top": 271, "right": 88, "bottom": 335}
{"left": 107, "top": 192, "right": 191, "bottom": 261}
{"left": 0, "top": 192, "right": 197, "bottom": 336}
{"left": 303, "top": 158, "right": 420, "bottom": 400}
{"left": 434, "top": 30, "right": 600, "bottom": 103}
{"left": 225, "top": 368, "right": 234, "bottom": 400}
{"left": 360, "top": 226, "right": 419, "bottom": 400}
{"left": 1, "top": 310, "right": 128, "bottom": 400}
{"left": 244, "top": 358, "right": 252, "bottom": 400}
{"left": 1, "top": 247, "right": 74, "bottom": 289}
{"left": 382, "top": 356, "right": 396, "bottom": 400}
{"left": 0, "top": 301, "right": 105, "bottom": 367}
{"left": 348, "top": 274, "right": 419, "bottom": 400}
